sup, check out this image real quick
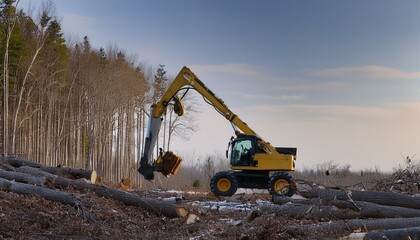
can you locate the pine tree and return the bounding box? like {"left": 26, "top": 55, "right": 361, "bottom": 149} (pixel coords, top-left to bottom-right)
{"left": 152, "top": 64, "right": 168, "bottom": 103}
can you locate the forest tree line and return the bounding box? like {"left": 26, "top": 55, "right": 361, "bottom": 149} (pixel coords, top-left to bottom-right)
{"left": 0, "top": 1, "right": 198, "bottom": 185}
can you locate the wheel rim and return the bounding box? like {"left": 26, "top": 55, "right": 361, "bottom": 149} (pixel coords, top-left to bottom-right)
{"left": 217, "top": 178, "right": 231, "bottom": 192}
{"left": 274, "top": 179, "right": 289, "bottom": 194}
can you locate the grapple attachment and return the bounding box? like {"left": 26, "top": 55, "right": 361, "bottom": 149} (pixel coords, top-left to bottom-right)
{"left": 138, "top": 161, "right": 156, "bottom": 180}
{"left": 156, "top": 151, "right": 183, "bottom": 176}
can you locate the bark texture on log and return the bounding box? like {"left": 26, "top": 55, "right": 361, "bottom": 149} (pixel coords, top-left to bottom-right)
{"left": 286, "top": 217, "right": 420, "bottom": 234}
{"left": 94, "top": 186, "right": 185, "bottom": 218}
{"left": 5, "top": 157, "right": 92, "bottom": 179}
{"left": 16, "top": 166, "right": 94, "bottom": 190}
{"left": 0, "top": 177, "right": 96, "bottom": 222}
{"left": 0, "top": 177, "right": 79, "bottom": 206}
{"left": 5, "top": 157, "right": 42, "bottom": 168}
{"left": 16, "top": 166, "right": 184, "bottom": 218}
{"left": 271, "top": 195, "right": 420, "bottom": 219}
{"left": 301, "top": 188, "right": 420, "bottom": 209}
{"left": 259, "top": 203, "right": 361, "bottom": 219}
{"left": 0, "top": 169, "right": 46, "bottom": 186}
{"left": 366, "top": 226, "right": 420, "bottom": 240}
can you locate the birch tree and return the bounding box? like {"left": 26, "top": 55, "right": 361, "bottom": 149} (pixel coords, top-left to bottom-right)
{"left": 9, "top": 5, "right": 52, "bottom": 155}
{"left": 0, "top": 0, "right": 19, "bottom": 156}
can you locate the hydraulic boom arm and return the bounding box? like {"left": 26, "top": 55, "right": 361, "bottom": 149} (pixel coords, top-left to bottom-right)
{"left": 154, "top": 66, "right": 258, "bottom": 135}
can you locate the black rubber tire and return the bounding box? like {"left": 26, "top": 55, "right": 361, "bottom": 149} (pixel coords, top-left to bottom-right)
{"left": 268, "top": 172, "right": 294, "bottom": 197}
{"left": 210, "top": 171, "right": 238, "bottom": 196}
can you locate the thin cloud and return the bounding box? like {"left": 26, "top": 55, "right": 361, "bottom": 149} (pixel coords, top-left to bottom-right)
{"left": 241, "top": 103, "right": 420, "bottom": 122}
{"left": 188, "top": 63, "right": 294, "bottom": 85}
{"left": 60, "top": 13, "right": 96, "bottom": 39}
{"left": 243, "top": 93, "right": 306, "bottom": 101}
{"left": 62, "top": 13, "right": 95, "bottom": 26}
{"left": 314, "top": 65, "right": 420, "bottom": 80}
{"left": 188, "top": 63, "right": 263, "bottom": 76}
{"left": 281, "top": 81, "right": 352, "bottom": 92}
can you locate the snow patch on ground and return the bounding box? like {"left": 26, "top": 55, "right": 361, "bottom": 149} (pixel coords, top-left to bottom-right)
{"left": 192, "top": 199, "right": 271, "bottom": 212}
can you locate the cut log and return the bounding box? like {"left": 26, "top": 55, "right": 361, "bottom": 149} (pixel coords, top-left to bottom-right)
{"left": 300, "top": 188, "right": 420, "bottom": 209}
{"left": 0, "top": 177, "right": 94, "bottom": 221}
{"left": 0, "top": 169, "right": 46, "bottom": 186}
{"left": 342, "top": 228, "right": 420, "bottom": 240}
{"left": 16, "top": 166, "right": 95, "bottom": 190}
{"left": 259, "top": 203, "right": 360, "bottom": 219}
{"left": 5, "top": 157, "right": 93, "bottom": 179}
{"left": 272, "top": 196, "right": 316, "bottom": 205}
{"left": 118, "top": 178, "right": 132, "bottom": 190}
{"left": 366, "top": 226, "right": 420, "bottom": 240}
{"left": 94, "top": 186, "right": 186, "bottom": 218}
{"left": 37, "top": 165, "right": 93, "bottom": 179}
{"left": 177, "top": 207, "right": 189, "bottom": 218}
{"left": 16, "top": 166, "right": 186, "bottom": 218}
{"left": 334, "top": 200, "right": 420, "bottom": 218}
{"left": 90, "top": 170, "right": 100, "bottom": 184}
{"left": 286, "top": 217, "right": 420, "bottom": 235}
{"left": 0, "top": 161, "right": 15, "bottom": 171}
{"left": 185, "top": 213, "right": 200, "bottom": 224}
{"left": 0, "top": 177, "right": 76, "bottom": 205}
{"left": 5, "top": 157, "right": 42, "bottom": 168}
{"left": 261, "top": 199, "right": 420, "bottom": 220}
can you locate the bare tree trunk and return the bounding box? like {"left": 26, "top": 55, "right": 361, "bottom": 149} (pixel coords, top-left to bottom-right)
{"left": 45, "top": 98, "right": 53, "bottom": 165}
{"left": 87, "top": 103, "right": 94, "bottom": 170}
{"left": 2, "top": 22, "right": 13, "bottom": 157}
{"left": 10, "top": 42, "right": 44, "bottom": 154}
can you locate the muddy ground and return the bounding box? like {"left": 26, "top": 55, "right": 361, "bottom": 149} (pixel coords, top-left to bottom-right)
{"left": 0, "top": 187, "right": 347, "bottom": 240}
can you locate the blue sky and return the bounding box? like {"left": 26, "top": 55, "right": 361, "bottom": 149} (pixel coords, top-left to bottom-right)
{"left": 20, "top": 0, "right": 420, "bottom": 171}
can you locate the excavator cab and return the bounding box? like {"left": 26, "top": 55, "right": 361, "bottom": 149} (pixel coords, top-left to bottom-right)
{"left": 228, "top": 135, "right": 257, "bottom": 167}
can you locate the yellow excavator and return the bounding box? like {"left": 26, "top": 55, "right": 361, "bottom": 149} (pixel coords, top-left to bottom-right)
{"left": 138, "top": 66, "right": 297, "bottom": 197}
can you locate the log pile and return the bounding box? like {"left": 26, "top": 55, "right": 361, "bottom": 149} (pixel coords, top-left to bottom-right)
{"left": 0, "top": 156, "right": 188, "bottom": 220}
{"left": 259, "top": 188, "right": 420, "bottom": 239}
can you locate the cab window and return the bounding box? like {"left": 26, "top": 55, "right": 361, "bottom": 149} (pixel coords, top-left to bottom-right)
{"left": 230, "top": 139, "right": 253, "bottom": 166}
